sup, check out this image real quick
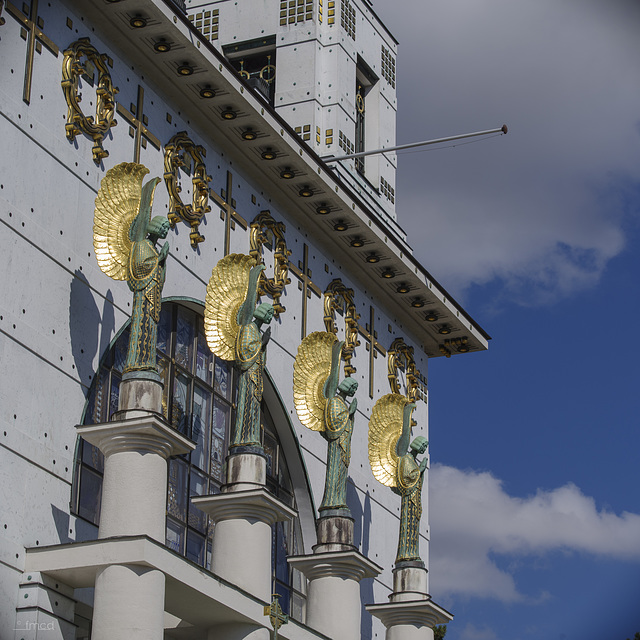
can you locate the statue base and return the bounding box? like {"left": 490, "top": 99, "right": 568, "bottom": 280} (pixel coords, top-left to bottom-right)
{"left": 115, "top": 371, "right": 164, "bottom": 419}
{"left": 223, "top": 448, "right": 267, "bottom": 492}
{"left": 314, "top": 509, "right": 355, "bottom": 553}
{"left": 391, "top": 562, "right": 428, "bottom": 603}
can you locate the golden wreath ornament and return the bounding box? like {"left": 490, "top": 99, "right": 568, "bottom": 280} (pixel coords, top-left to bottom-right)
{"left": 387, "top": 337, "right": 421, "bottom": 403}
{"left": 61, "top": 38, "right": 118, "bottom": 163}
{"left": 163, "top": 131, "right": 212, "bottom": 247}
{"left": 249, "top": 211, "right": 291, "bottom": 318}
{"left": 323, "top": 279, "right": 360, "bottom": 376}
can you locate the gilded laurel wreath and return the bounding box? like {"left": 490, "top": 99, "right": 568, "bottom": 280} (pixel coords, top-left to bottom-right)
{"left": 293, "top": 331, "right": 339, "bottom": 432}
{"left": 204, "top": 253, "right": 259, "bottom": 361}
{"left": 368, "top": 393, "right": 414, "bottom": 488}
{"left": 94, "top": 163, "right": 151, "bottom": 280}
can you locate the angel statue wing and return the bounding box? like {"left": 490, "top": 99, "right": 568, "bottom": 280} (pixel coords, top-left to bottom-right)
{"left": 94, "top": 162, "right": 150, "bottom": 280}
{"left": 293, "top": 331, "right": 343, "bottom": 432}
{"left": 204, "top": 253, "right": 259, "bottom": 361}
{"left": 368, "top": 393, "right": 415, "bottom": 487}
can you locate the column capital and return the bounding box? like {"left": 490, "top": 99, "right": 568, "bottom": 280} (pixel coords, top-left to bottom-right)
{"left": 77, "top": 415, "right": 194, "bottom": 458}
{"left": 288, "top": 550, "right": 382, "bottom": 582}
{"left": 192, "top": 489, "right": 297, "bottom": 525}
{"left": 366, "top": 599, "right": 453, "bottom": 629}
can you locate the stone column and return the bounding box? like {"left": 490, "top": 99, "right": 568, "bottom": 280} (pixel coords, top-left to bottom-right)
{"left": 366, "top": 562, "right": 453, "bottom": 640}
{"left": 287, "top": 508, "right": 382, "bottom": 640}
{"left": 192, "top": 430, "right": 295, "bottom": 640}
{"left": 193, "top": 489, "right": 296, "bottom": 602}
{"left": 288, "top": 550, "right": 380, "bottom": 640}
{"left": 76, "top": 372, "right": 195, "bottom": 640}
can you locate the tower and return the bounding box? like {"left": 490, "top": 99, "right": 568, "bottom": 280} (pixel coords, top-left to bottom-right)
{"left": 186, "top": 0, "right": 399, "bottom": 229}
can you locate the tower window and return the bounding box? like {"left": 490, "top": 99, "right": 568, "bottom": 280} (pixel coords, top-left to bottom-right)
{"left": 188, "top": 9, "right": 219, "bottom": 41}
{"left": 224, "top": 37, "right": 277, "bottom": 104}
{"left": 354, "top": 57, "right": 378, "bottom": 176}
{"left": 381, "top": 45, "right": 396, "bottom": 88}
{"left": 341, "top": 0, "right": 356, "bottom": 39}
{"left": 380, "top": 176, "right": 395, "bottom": 203}
{"left": 279, "top": 0, "right": 314, "bottom": 25}
{"left": 355, "top": 82, "right": 366, "bottom": 175}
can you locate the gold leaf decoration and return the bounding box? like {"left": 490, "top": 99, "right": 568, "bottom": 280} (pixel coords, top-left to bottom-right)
{"left": 387, "top": 337, "right": 421, "bottom": 402}
{"left": 163, "top": 131, "right": 211, "bottom": 247}
{"left": 323, "top": 279, "right": 360, "bottom": 376}
{"left": 368, "top": 393, "right": 412, "bottom": 488}
{"left": 62, "top": 38, "right": 118, "bottom": 164}
{"left": 93, "top": 162, "right": 149, "bottom": 280}
{"left": 249, "top": 211, "right": 291, "bottom": 318}
{"left": 204, "top": 253, "right": 258, "bottom": 361}
{"left": 293, "top": 331, "right": 337, "bottom": 432}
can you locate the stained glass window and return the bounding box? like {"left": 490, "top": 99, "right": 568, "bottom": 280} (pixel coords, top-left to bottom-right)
{"left": 73, "top": 301, "right": 306, "bottom": 620}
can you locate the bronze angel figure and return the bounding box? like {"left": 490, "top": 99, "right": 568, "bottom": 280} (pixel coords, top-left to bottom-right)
{"left": 204, "top": 254, "right": 274, "bottom": 450}
{"left": 94, "top": 162, "right": 170, "bottom": 375}
{"left": 369, "top": 393, "right": 429, "bottom": 564}
{"left": 294, "top": 332, "right": 358, "bottom": 513}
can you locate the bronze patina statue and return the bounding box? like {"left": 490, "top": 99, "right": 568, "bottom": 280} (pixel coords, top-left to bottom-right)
{"left": 204, "top": 254, "right": 274, "bottom": 449}
{"left": 94, "top": 162, "right": 169, "bottom": 375}
{"left": 369, "top": 393, "right": 428, "bottom": 563}
{"left": 294, "top": 331, "right": 358, "bottom": 512}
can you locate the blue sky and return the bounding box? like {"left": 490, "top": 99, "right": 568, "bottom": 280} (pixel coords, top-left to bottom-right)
{"left": 371, "top": 1, "right": 640, "bottom": 638}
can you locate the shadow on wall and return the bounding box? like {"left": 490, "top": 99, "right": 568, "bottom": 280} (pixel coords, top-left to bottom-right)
{"left": 348, "top": 480, "right": 374, "bottom": 640}
{"left": 52, "top": 502, "right": 99, "bottom": 545}
{"left": 51, "top": 504, "right": 72, "bottom": 545}
{"left": 69, "top": 269, "right": 115, "bottom": 395}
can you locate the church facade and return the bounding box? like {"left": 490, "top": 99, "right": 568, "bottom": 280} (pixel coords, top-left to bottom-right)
{"left": 0, "top": 0, "right": 489, "bottom": 638}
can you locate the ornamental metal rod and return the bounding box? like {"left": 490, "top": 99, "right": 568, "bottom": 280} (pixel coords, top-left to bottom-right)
{"left": 324, "top": 124, "right": 508, "bottom": 163}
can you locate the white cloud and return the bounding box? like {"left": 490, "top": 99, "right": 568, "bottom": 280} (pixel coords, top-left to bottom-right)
{"left": 373, "top": 0, "right": 640, "bottom": 303}
{"left": 429, "top": 464, "right": 640, "bottom": 601}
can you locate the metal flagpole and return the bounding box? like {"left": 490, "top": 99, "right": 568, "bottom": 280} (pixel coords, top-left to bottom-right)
{"left": 323, "top": 124, "right": 508, "bottom": 163}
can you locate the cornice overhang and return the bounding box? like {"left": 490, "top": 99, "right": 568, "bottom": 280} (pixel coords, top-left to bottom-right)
{"left": 63, "top": 0, "right": 490, "bottom": 357}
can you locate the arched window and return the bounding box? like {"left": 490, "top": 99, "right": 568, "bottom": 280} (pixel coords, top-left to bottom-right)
{"left": 73, "top": 300, "right": 307, "bottom": 620}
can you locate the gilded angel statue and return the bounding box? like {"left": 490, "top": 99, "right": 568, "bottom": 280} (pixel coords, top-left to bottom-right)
{"left": 369, "top": 393, "right": 429, "bottom": 564}
{"left": 94, "top": 162, "right": 170, "bottom": 374}
{"left": 294, "top": 332, "right": 358, "bottom": 512}
{"left": 205, "top": 254, "right": 274, "bottom": 450}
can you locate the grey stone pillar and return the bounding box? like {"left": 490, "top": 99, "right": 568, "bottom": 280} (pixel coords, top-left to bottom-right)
{"left": 76, "top": 373, "right": 194, "bottom": 640}
{"left": 366, "top": 563, "right": 453, "bottom": 640}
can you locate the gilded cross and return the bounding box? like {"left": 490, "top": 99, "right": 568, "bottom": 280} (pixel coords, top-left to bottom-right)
{"left": 288, "top": 243, "right": 321, "bottom": 340}
{"left": 263, "top": 593, "right": 288, "bottom": 640}
{"left": 210, "top": 171, "right": 247, "bottom": 255}
{"left": 116, "top": 85, "right": 160, "bottom": 163}
{"left": 358, "top": 305, "right": 386, "bottom": 398}
{"left": 5, "top": 0, "right": 59, "bottom": 104}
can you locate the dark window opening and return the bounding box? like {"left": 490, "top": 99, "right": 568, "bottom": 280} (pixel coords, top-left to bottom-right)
{"left": 354, "top": 57, "right": 378, "bottom": 177}
{"left": 224, "top": 37, "right": 277, "bottom": 104}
